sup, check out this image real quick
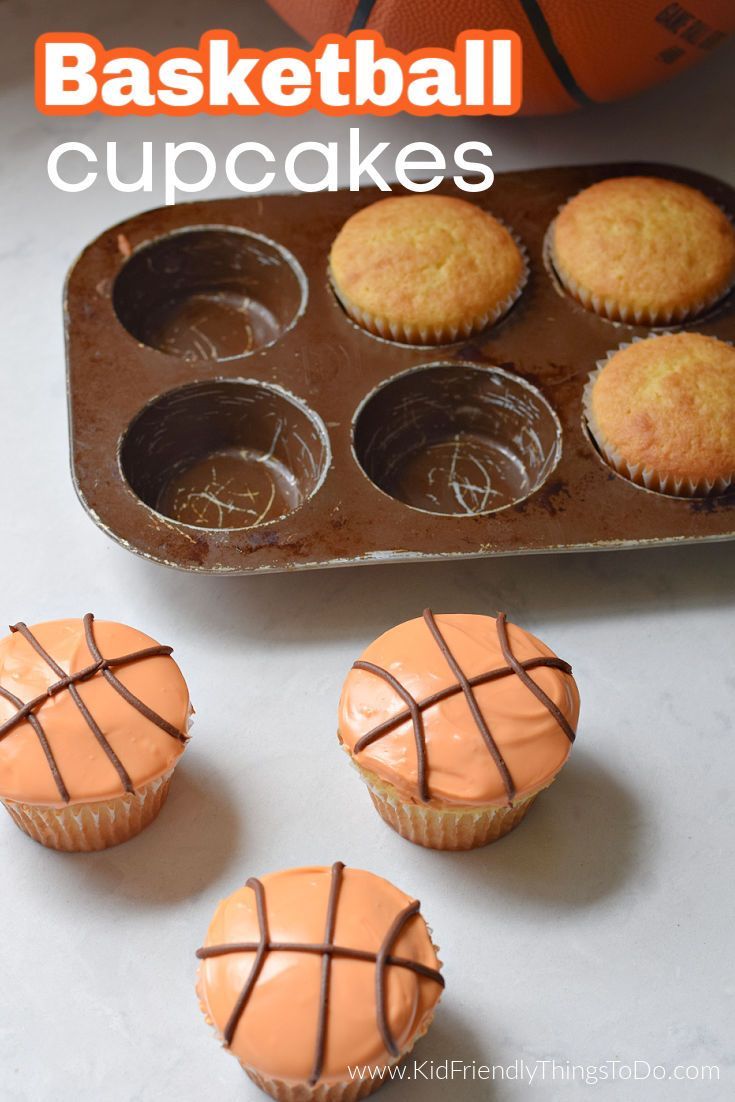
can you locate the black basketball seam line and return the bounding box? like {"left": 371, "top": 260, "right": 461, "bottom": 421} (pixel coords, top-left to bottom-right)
{"left": 348, "top": 0, "right": 380, "bottom": 33}
{"left": 348, "top": 0, "right": 593, "bottom": 108}
{"left": 518, "top": 0, "right": 595, "bottom": 107}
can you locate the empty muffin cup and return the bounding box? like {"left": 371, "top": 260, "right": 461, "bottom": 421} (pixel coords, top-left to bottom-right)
{"left": 353, "top": 363, "right": 561, "bottom": 516}
{"left": 120, "top": 379, "right": 330, "bottom": 529}
{"left": 113, "top": 228, "right": 307, "bottom": 361}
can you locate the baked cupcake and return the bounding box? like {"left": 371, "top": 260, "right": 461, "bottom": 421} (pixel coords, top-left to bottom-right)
{"left": 329, "top": 195, "right": 527, "bottom": 344}
{"left": 196, "top": 863, "right": 443, "bottom": 1100}
{"left": 338, "top": 610, "right": 579, "bottom": 851}
{"left": 0, "top": 614, "right": 191, "bottom": 851}
{"left": 550, "top": 176, "right": 735, "bottom": 324}
{"left": 584, "top": 332, "right": 735, "bottom": 497}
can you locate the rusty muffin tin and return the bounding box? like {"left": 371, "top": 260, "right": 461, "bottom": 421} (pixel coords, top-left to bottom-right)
{"left": 65, "top": 162, "right": 735, "bottom": 574}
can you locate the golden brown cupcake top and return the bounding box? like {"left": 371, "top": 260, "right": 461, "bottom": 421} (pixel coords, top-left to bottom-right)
{"left": 196, "top": 864, "right": 443, "bottom": 1086}
{"left": 339, "top": 610, "right": 579, "bottom": 808}
{"left": 0, "top": 616, "right": 190, "bottom": 807}
{"left": 551, "top": 177, "right": 735, "bottom": 322}
{"left": 587, "top": 333, "right": 735, "bottom": 485}
{"left": 329, "top": 195, "right": 525, "bottom": 343}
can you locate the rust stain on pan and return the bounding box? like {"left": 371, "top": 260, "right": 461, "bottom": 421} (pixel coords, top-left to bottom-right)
{"left": 65, "top": 164, "right": 735, "bottom": 575}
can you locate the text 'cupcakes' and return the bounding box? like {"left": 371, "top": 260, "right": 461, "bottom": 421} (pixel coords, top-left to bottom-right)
{"left": 196, "top": 864, "right": 443, "bottom": 1100}
{"left": 550, "top": 176, "right": 735, "bottom": 325}
{"left": 0, "top": 615, "right": 191, "bottom": 851}
{"left": 338, "top": 610, "right": 579, "bottom": 850}
{"left": 329, "top": 194, "right": 527, "bottom": 345}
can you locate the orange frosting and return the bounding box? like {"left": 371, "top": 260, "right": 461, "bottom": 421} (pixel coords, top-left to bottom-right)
{"left": 0, "top": 618, "right": 190, "bottom": 807}
{"left": 339, "top": 613, "right": 579, "bottom": 808}
{"left": 197, "top": 865, "right": 442, "bottom": 1085}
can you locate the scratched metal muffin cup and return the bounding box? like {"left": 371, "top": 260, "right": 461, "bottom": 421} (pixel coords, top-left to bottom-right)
{"left": 352, "top": 362, "right": 562, "bottom": 516}
{"left": 120, "top": 379, "right": 331, "bottom": 530}
{"left": 113, "top": 227, "right": 307, "bottom": 361}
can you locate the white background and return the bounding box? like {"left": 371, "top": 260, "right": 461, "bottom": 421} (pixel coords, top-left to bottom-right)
{"left": 1, "top": 2, "right": 734, "bottom": 1099}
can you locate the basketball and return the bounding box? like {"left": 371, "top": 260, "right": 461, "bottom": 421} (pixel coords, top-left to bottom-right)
{"left": 264, "top": 0, "right": 735, "bottom": 115}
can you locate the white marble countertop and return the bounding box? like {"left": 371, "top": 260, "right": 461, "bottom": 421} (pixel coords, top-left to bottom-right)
{"left": 1, "top": 2, "right": 734, "bottom": 1100}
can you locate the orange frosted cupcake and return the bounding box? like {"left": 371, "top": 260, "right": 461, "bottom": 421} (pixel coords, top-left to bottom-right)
{"left": 196, "top": 863, "right": 443, "bottom": 1100}
{"left": 584, "top": 332, "right": 735, "bottom": 497}
{"left": 338, "top": 610, "right": 579, "bottom": 851}
{"left": 550, "top": 176, "right": 735, "bottom": 324}
{"left": 329, "top": 195, "right": 527, "bottom": 345}
{"left": 0, "top": 614, "right": 191, "bottom": 851}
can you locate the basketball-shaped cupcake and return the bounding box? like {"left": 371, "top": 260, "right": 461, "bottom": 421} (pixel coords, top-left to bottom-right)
{"left": 0, "top": 614, "right": 191, "bottom": 851}
{"left": 550, "top": 177, "right": 735, "bottom": 324}
{"left": 338, "top": 610, "right": 579, "bottom": 850}
{"left": 196, "top": 863, "right": 444, "bottom": 1100}
{"left": 330, "top": 195, "right": 526, "bottom": 344}
{"left": 584, "top": 332, "right": 735, "bottom": 497}
{"left": 265, "top": 1, "right": 735, "bottom": 116}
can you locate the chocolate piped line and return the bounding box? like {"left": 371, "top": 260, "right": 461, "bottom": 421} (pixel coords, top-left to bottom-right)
{"left": 196, "top": 942, "right": 444, "bottom": 985}
{"left": 375, "top": 900, "right": 421, "bottom": 1058}
{"left": 423, "top": 609, "right": 515, "bottom": 803}
{"left": 354, "top": 662, "right": 429, "bottom": 803}
{"left": 353, "top": 656, "right": 570, "bottom": 748}
{"left": 310, "top": 861, "right": 345, "bottom": 1086}
{"left": 0, "top": 684, "right": 69, "bottom": 803}
{"left": 496, "top": 613, "right": 576, "bottom": 743}
{"left": 223, "top": 877, "right": 270, "bottom": 1047}
{"left": 0, "top": 648, "right": 177, "bottom": 739}
{"left": 11, "top": 622, "right": 135, "bottom": 795}
{"left": 83, "top": 615, "right": 187, "bottom": 743}
{"left": 0, "top": 615, "right": 187, "bottom": 804}
{"left": 196, "top": 867, "right": 444, "bottom": 1080}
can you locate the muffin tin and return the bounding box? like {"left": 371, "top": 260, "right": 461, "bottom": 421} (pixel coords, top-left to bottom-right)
{"left": 65, "top": 162, "right": 735, "bottom": 575}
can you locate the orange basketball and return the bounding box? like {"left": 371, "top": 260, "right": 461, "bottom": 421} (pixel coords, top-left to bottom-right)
{"left": 265, "top": 0, "right": 735, "bottom": 115}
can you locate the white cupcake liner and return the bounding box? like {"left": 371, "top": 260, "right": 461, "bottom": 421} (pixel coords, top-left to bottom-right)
{"left": 353, "top": 761, "right": 540, "bottom": 851}
{"left": 1, "top": 767, "right": 174, "bottom": 852}
{"left": 330, "top": 219, "right": 529, "bottom": 347}
{"left": 241, "top": 1066, "right": 390, "bottom": 1101}
{"left": 546, "top": 189, "right": 735, "bottom": 327}
{"left": 583, "top": 337, "right": 735, "bottom": 497}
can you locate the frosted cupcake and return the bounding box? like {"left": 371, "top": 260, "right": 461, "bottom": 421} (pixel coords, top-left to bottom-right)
{"left": 550, "top": 176, "right": 735, "bottom": 324}
{"left": 196, "top": 863, "right": 443, "bottom": 1100}
{"left": 0, "top": 614, "right": 191, "bottom": 851}
{"left": 329, "top": 194, "right": 527, "bottom": 344}
{"left": 338, "top": 610, "right": 579, "bottom": 850}
{"left": 584, "top": 332, "right": 735, "bottom": 497}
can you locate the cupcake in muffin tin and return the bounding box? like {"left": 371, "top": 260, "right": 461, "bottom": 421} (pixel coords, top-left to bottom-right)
{"left": 584, "top": 332, "right": 735, "bottom": 497}
{"left": 549, "top": 175, "right": 735, "bottom": 325}
{"left": 329, "top": 194, "right": 528, "bottom": 345}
